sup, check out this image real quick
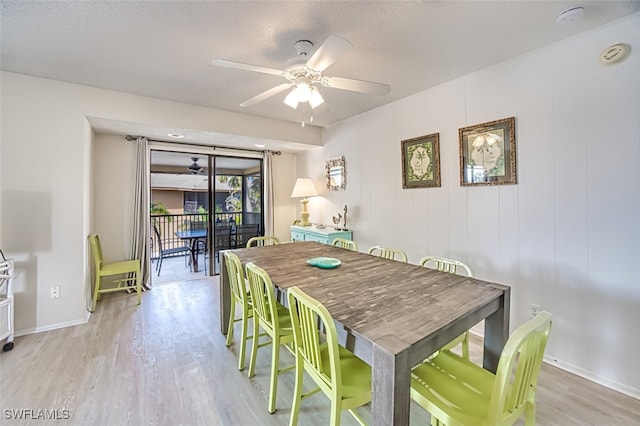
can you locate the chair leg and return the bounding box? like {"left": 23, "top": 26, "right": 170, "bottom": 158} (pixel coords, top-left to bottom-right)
{"left": 461, "top": 332, "right": 470, "bottom": 360}
{"left": 157, "top": 256, "right": 162, "bottom": 276}
{"left": 91, "top": 275, "right": 101, "bottom": 312}
{"left": 329, "top": 398, "right": 341, "bottom": 426}
{"left": 135, "top": 265, "right": 142, "bottom": 305}
{"left": 525, "top": 401, "right": 536, "bottom": 426}
{"left": 203, "top": 250, "right": 207, "bottom": 275}
{"left": 238, "top": 307, "right": 250, "bottom": 371}
{"left": 248, "top": 319, "right": 260, "bottom": 378}
{"left": 289, "top": 357, "right": 303, "bottom": 426}
{"left": 268, "top": 335, "right": 280, "bottom": 413}
{"left": 226, "top": 301, "right": 236, "bottom": 347}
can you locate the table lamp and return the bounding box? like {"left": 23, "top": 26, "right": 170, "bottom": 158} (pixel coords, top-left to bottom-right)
{"left": 291, "top": 177, "right": 318, "bottom": 226}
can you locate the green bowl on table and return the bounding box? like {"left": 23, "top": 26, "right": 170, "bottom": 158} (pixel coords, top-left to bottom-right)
{"left": 306, "top": 257, "right": 341, "bottom": 269}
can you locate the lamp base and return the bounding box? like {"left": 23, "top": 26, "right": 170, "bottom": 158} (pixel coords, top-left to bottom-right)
{"left": 300, "top": 212, "right": 312, "bottom": 227}
{"left": 299, "top": 198, "right": 312, "bottom": 226}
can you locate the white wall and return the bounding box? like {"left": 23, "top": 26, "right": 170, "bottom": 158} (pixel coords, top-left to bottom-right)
{"left": 0, "top": 72, "right": 317, "bottom": 334}
{"left": 298, "top": 15, "right": 640, "bottom": 397}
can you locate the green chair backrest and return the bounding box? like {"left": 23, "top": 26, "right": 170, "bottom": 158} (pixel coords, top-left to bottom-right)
{"left": 332, "top": 238, "right": 357, "bottom": 251}
{"left": 223, "top": 251, "right": 247, "bottom": 306}
{"left": 419, "top": 255, "right": 473, "bottom": 277}
{"left": 89, "top": 234, "right": 104, "bottom": 269}
{"left": 245, "top": 262, "right": 280, "bottom": 335}
{"left": 368, "top": 245, "right": 408, "bottom": 262}
{"left": 287, "top": 286, "right": 342, "bottom": 397}
{"left": 490, "top": 311, "right": 552, "bottom": 425}
{"left": 246, "top": 235, "right": 281, "bottom": 248}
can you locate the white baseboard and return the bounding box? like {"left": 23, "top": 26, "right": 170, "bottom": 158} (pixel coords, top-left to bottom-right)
{"left": 469, "top": 329, "right": 640, "bottom": 400}
{"left": 14, "top": 313, "right": 90, "bottom": 337}
{"left": 544, "top": 356, "right": 640, "bottom": 401}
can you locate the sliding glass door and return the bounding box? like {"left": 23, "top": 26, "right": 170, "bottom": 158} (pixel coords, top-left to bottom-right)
{"left": 149, "top": 150, "right": 263, "bottom": 283}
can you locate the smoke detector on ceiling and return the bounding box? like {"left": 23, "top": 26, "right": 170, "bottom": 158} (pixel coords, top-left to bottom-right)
{"left": 599, "top": 43, "right": 631, "bottom": 65}
{"left": 556, "top": 6, "right": 584, "bottom": 24}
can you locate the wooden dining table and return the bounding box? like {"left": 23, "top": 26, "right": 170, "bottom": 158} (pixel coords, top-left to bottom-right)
{"left": 219, "top": 241, "right": 510, "bottom": 425}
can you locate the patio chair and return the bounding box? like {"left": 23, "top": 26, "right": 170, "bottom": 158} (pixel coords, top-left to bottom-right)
{"left": 152, "top": 224, "right": 190, "bottom": 276}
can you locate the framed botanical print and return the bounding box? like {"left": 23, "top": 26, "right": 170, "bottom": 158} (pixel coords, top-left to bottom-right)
{"left": 459, "top": 117, "right": 517, "bottom": 186}
{"left": 401, "top": 133, "right": 441, "bottom": 188}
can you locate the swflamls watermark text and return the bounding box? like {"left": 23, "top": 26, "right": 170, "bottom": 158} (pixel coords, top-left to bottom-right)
{"left": 4, "top": 408, "right": 71, "bottom": 420}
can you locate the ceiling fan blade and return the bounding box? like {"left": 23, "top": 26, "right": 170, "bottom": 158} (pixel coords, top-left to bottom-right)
{"left": 212, "top": 59, "right": 283, "bottom": 76}
{"left": 322, "top": 76, "right": 390, "bottom": 96}
{"left": 305, "top": 35, "right": 352, "bottom": 72}
{"left": 240, "top": 83, "right": 293, "bottom": 107}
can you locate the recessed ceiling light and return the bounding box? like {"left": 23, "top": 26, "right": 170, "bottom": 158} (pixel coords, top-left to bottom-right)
{"left": 168, "top": 133, "right": 184, "bottom": 139}
{"left": 556, "top": 6, "right": 584, "bottom": 24}
{"left": 254, "top": 143, "right": 266, "bottom": 148}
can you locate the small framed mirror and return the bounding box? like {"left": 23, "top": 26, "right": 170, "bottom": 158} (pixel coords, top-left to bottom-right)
{"left": 326, "top": 156, "right": 346, "bottom": 191}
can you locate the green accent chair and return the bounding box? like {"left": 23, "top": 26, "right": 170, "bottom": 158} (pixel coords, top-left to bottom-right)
{"left": 245, "top": 262, "right": 295, "bottom": 414}
{"left": 89, "top": 234, "right": 141, "bottom": 312}
{"left": 368, "top": 245, "right": 408, "bottom": 262}
{"left": 223, "top": 250, "right": 255, "bottom": 371}
{"left": 419, "top": 255, "right": 474, "bottom": 359}
{"left": 411, "top": 311, "right": 552, "bottom": 426}
{"left": 332, "top": 238, "right": 358, "bottom": 251}
{"left": 287, "top": 286, "right": 372, "bottom": 426}
{"left": 246, "top": 235, "right": 281, "bottom": 248}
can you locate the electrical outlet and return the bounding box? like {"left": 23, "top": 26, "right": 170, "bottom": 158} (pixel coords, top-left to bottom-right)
{"left": 530, "top": 304, "right": 541, "bottom": 319}
{"left": 50, "top": 286, "right": 60, "bottom": 299}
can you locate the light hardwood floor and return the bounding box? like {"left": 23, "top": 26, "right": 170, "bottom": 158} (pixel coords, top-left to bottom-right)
{"left": 1, "top": 277, "right": 638, "bottom": 425}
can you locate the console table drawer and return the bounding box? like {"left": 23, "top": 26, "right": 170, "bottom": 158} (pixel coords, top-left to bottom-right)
{"left": 290, "top": 225, "right": 353, "bottom": 245}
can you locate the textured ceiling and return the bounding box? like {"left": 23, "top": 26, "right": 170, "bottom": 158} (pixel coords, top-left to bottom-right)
{"left": 2, "top": 0, "right": 639, "bottom": 150}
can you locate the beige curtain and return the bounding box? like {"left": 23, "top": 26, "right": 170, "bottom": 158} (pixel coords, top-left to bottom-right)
{"left": 263, "top": 151, "right": 275, "bottom": 236}
{"left": 130, "top": 136, "right": 151, "bottom": 289}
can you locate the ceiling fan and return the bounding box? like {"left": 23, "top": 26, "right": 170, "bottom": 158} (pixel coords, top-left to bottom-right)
{"left": 188, "top": 157, "right": 204, "bottom": 174}
{"left": 212, "top": 36, "right": 390, "bottom": 111}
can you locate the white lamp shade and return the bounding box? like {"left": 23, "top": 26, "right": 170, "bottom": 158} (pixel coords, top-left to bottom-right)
{"left": 284, "top": 89, "right": 299, "bottom": 109}
{"left": 309, "top": 87, "right": 325, "bottom": 109}
{"left": 291, "top": 178, "right": 318, "bottom": 198}
{"left": 294, "top": 76, "right": 312, "bottom": 102}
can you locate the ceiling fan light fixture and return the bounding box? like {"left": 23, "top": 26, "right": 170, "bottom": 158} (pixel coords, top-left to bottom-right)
{"left": 284, "top": 89, "right": 299, "bottom": 109}
{"left": 294, "top": 76, "right": 312, "bottom": 102}
{"left": 309, "top": 87, "right": 324, "bottom": 109}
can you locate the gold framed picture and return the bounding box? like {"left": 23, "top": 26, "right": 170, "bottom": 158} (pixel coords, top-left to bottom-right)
{"left": 401, "top": 133, "right": 441, "bottom": 188}
{"left": 459, "top": 117, "right": 517, "bottom": 186}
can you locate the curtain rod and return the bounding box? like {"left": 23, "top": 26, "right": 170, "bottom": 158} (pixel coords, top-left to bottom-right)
{"left": 125, "top": 135, "right": 281, "bottom": 155}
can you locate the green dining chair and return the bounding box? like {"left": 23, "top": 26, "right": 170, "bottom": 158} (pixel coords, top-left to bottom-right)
{"left": 245, "top": 262, "right": 295, "bottom": 414}
{"left": 89, "top": 234, "right": 141, "bottom": 312}
{"left": 246, "top": 235, "right": 281, "bottom": 248}
{"left": 368, "top": 245, "right": 408, "bottom": 262}
{"left": 419, "top": 255, "right": 473, "bottom": 276}
{"left": 287, "top": 286, "right": 371, "bottom": 426}
{"left": 223, "top": 250, "right": 255, "bottom": 371}
{"left": 419, "top": 255, "right": 474, "bottom": 359}
{"left": 411, "top": 311, "right": 552, "bottom": 426}
{"left": 332, "top": 238, "right": 358, "bottom": 251}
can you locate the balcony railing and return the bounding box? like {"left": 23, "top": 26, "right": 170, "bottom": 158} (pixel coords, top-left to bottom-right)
{"left": 150, "top": 212, "right": 260, "bottom": 260}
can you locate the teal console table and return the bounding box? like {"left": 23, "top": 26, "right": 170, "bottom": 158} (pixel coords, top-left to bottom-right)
{"left": 290, "top": 225, "right": 352, "bottom": 245}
